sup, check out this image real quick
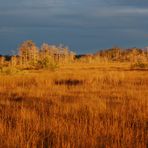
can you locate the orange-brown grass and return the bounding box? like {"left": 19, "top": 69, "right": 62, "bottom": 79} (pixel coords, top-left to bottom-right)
{"left": 0, "top": 62, "right": 147, "bottom": 148}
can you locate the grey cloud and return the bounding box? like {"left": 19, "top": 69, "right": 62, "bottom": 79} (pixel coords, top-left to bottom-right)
{"left": 0, "top": 0, "right": 148, "bottom": 54}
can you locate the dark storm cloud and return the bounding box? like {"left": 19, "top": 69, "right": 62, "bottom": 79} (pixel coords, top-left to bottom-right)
{"left": 103, "top": 0, "right": 148, "bottom": 6}
{"left": 0, "top": 0, "right": 148, "bottom": 54}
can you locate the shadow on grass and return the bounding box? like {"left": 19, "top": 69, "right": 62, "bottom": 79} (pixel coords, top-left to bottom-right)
{"left": 54, "top": 79, "right": 84, "bottom": 86}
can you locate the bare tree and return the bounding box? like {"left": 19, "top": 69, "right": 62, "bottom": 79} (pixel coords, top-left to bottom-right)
{"left": 19, "top": 40, "right": 38, "bottom": 66}
{"left": 0, "top": 56, "right": 5, "bottom": 66}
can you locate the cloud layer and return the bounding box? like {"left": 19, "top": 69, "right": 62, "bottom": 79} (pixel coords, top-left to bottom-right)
{"left": 0, "top": 0, "right": 148, "bottom": 54}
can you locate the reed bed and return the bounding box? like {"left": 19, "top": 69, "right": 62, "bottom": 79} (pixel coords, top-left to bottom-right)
{"left": 0, "top": 63, "right": 147, "bottom": 148}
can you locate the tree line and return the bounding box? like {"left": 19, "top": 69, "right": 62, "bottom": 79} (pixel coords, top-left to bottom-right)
{"left": 0, "top": 40, "right": 75, "bottom": 69}
{"left": 0, "top": 41, "right": 148, "bottom": 70}
{"left": 95, "top": 47, "right": 148, "bottom": 63}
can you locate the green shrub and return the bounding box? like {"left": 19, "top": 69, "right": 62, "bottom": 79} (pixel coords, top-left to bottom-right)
{"left": 131, "top": 61, "right": 148, "bottom": 69}
{"left": 36, "top": 57, "right": 58, "bottom": 70}
{"left": 0, "top": 67, "right": 20, "bottom": 75}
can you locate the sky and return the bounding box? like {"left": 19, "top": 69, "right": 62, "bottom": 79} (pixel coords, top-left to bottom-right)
{"left": 0, "top": 0, "right": 148, "bottom": 55}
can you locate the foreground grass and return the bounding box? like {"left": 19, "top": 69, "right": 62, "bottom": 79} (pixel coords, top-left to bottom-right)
{"left": 0, "top": 63, "right": 147, "bottom": 148}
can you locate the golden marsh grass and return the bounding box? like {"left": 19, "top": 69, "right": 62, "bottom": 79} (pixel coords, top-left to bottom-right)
{"left": 0, "top": 62, "right": 147, "bottom": 148}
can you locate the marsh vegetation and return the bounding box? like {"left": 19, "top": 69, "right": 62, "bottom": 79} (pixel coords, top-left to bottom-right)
{"left": 0, "top": 41, "right": 148, "bottom": 147}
